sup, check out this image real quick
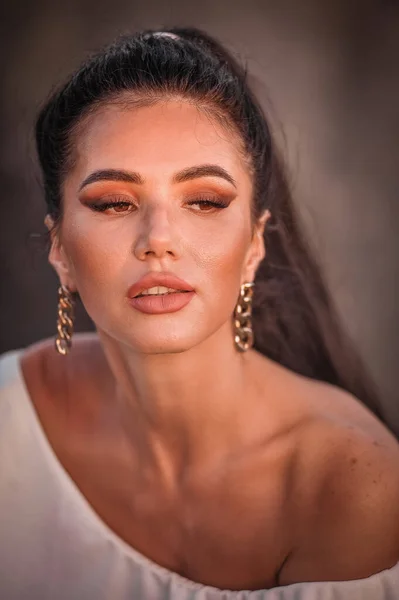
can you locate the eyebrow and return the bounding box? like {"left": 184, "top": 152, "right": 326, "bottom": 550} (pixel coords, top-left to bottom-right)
{"left": 78, "top": 164, "right": 237, "bottom": 191}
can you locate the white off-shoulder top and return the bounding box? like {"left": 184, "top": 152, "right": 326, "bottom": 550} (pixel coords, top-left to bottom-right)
{"left": 0, "top": 349, "right": 398, "bottom": 600}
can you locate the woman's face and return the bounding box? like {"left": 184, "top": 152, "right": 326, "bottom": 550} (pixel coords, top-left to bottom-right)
{"left": 49, "top": 100, "right": 266, "bottom": 353}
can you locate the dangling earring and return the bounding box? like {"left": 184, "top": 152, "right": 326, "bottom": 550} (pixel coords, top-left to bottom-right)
{"left": 55, "top": 285, "right": 75, "bottom": 355}
{"left": 234, "top": 282, "right": 254, "bottom": 352}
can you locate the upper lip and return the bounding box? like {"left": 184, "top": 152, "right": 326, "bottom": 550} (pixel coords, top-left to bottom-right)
{"left": 127, "top": 272, "right": 195, "bottom": 299}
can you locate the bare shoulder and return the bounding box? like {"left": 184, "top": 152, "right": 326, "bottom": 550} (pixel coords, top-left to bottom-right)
{"left": 250, "top": 354, "right": 399, "bottom": 583}
{"left": 22, "top": 332, "right": 101, "bottom": 363}
{"left": 21, "top": 332, "right": 103, "bottom": 370}
{"left": 20, "top": 332, "right": 106, "bottom": 407}
{"left": 251, "top": 350, "right": 396, "bottom": 445}
{"left": 280, "top": 407, "right": 399, "bottom": 584}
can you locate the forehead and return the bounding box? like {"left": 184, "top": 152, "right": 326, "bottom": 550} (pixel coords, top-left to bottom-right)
{"left": 69, "top": 99, "right": 251, "bottom": 186}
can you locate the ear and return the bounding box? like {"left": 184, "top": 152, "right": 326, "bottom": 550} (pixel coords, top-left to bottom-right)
{"left": 242, "top": 210, "right": 271, "bottom": 283}
{"left": 44, "top": 215, "right": 76, "bottom": 291}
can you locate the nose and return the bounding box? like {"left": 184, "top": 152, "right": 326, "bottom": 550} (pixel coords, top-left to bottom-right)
{"left": 133, "top": 206, "right": 179, "bottom": 262}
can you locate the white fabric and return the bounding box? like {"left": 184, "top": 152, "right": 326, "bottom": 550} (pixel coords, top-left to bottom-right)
{"left": 0, "top": 348, "right": 398, "bottom": 600}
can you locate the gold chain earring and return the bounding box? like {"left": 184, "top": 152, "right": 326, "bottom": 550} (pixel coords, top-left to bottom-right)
{"left": 233, "top": 282, "right": 254, "bottom": 352}
{"left": 55, "top": 285, "right": 75, "bottom": 355}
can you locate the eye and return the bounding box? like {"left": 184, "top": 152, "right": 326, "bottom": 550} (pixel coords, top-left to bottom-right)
{"left": 186, "top": 197, "right": 229, "bottom": 213}
{"left": 88, "top": 197, "right": 137, "bottom": 214}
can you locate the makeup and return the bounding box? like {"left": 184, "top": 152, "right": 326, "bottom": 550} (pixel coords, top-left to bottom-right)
{"left": 127, "top": 272, "right": 195, "bottom": 315}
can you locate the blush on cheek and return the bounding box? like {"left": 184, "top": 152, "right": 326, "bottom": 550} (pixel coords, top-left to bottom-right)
{"left": 195, "top": 229, "right": 250, "bottom": 313}
{"left": 61, "top": 224, "right": 126, "bottom": 313}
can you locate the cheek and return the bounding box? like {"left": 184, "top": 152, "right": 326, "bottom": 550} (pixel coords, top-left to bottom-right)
{"left": 187, "top": 216, "right": 251, "bottom": 312}
{"left": 61, "top": 216, "right": 131, "bottom": 298}
{"left": 197, "top": 230, "right": 247, "bottom": 280}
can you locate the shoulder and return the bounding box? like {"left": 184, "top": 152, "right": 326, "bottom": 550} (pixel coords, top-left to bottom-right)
{"left": 19, "top": 332, "right": 106, "bottom": 411}
{"left": 20, "top": 332, "right": 102, "bottom": 383}
{"left": 252, "top": 350, "right": 391, "bottom": 441}
{"left": 281, "top": 413, "right": 399, "bottom": 583}
{"left": 21, "top": 332, "right": 101, "bottom": 365}
{"left": 255, "top": 355, "right": 399, "bottom": 583}
{"left": 248, "top": 354, "right": 399, "bottom": 582}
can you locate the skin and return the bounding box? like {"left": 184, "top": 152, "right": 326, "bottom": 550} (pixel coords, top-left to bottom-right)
{"left": 21, "top": 99, "right": 399, "bottom": 590}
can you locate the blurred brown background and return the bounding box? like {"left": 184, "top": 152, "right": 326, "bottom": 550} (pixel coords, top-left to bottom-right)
{"left": 1, "top": 0, "right": 398, "bottom": 435}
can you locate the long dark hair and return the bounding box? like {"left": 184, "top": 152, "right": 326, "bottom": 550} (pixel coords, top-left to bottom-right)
{"left": 35, "top": 27, "right": 382, "bottom": 418}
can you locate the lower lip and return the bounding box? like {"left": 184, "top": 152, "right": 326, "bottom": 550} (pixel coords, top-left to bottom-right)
{"left": 128, "top": 291, "right": 195, "bottom": 314}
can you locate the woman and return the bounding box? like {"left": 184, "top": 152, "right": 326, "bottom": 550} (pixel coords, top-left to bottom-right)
{"left": 0, "top": 27, "right": 398, "bottom": 600}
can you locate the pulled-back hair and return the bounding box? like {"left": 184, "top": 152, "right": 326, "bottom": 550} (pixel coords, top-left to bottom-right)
{"left": 35, "top": 27, "right": 382, "bottom": 418}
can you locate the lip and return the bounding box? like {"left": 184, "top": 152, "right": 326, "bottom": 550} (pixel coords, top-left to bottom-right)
{"left": 127, "top": 272, "right": 195, "bottom": 315}
{"left": 127, "top": 272, "right": 194, "bottom": 299}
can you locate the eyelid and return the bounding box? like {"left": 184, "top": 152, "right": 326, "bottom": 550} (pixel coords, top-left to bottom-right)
{"left": 83, "top": 193, "right": 136, "bottom": 205}
{"left": 82, "top": 194, "right": 137, "bottom": 215}
{"left": 80, "top": 186, "right": 136, "bottom": 199}
{"left": 94, "top": 193, "right": 136, "bottom": 202}
{"left": 184, "top": 189, "right": 232, "bottom": 202}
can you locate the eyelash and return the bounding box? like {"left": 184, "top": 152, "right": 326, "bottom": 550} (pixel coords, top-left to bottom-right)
{"left": 187, "top": 198, "right": 229, "bottom": 212}
{"left": 89, "top": 196, "right": 229, "bottom": 213}
{"left": 90, "top": 199, "right": 133, "bottom": 213}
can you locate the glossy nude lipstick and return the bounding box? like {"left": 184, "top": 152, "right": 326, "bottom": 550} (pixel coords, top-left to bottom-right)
{"left": 127, "top": 272, "right": 195, "bottom": 315}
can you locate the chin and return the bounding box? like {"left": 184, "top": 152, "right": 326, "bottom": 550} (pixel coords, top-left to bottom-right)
{"left": 91, "top": 305, "right": 217, "bottom": 355}
{"left": 104, "top": 320, "right": 206, "bottom": 355}
{"left": 126, "top": 334, "right": 200, "bottom": 355}
{"left": 140, "top": 343, "right": 191, "bottom": 355}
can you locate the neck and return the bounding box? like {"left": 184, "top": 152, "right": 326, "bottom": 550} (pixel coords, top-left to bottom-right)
{"left": 97, "top": 324, "right": 261, "bottom": 484}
